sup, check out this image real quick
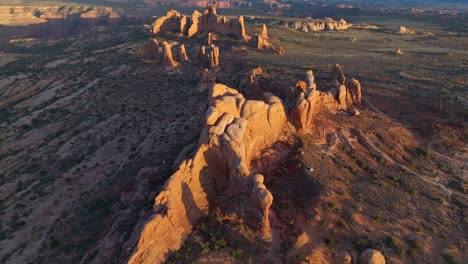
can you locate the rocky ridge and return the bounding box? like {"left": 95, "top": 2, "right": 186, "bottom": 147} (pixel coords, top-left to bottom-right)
{"left": 127, "top": 66, "right": 364, "bottom": 263}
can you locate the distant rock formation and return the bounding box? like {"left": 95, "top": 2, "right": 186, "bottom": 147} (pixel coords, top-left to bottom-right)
{"left": 150, "top": 4, "right": 247, "bottom": 41}
{"left": 162, "top": 41, "right": 177, "bottom": 67}
{"left": 395, "top": 47, "right": 404, "bottom": 54}
{"left": 398, "top": 26, "right": 415, "bottom": 35}
{"left": 238, "top": 67, "right": 265, "bottom": 95}
{"left": 290, "top": 18, "right": 351, "bottom": 33}
{"left": 260, "top": 23, "right": 268, "bottom": 39}
{"left": 326, "top": 18, "right": 352, "bottom": 30}
{"left": 207, "top": 32, "right": 214, "bottom": 45}
{"left": 197, "top": 44, "right": 220, "bottom": 68}
{"left": 291, "top": 67, "right": 362, "bottom": 132}
{"left": 143, "top": 39, "right": 191, "bottom": 66}
{"left": 175, "top": 44, "right": 189, "bottom": 62}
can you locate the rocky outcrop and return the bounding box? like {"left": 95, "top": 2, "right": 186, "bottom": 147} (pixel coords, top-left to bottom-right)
{"left": 197, "top": 44, "right": 220, "bottom": 68}
{"left": 175, "top": 44, "right": 189, "bottom": 62}
{"left": 395, "top": 47, "right": 404, "bottom": 54}
{"left": 128, "top": 65, "right": 363, "bottom": 263}
{"left": 252, "top": 33, "right": 271, "bottom": 49}
{"left": 128, "top": 84, "right": 289, "bottom": 264}
{"left": 359, "top": 249, "right": 386, "bottom": 264}
{"left": 347, "top": 78, "right": 362, "bottom": 105}
{"left": 162, "top": 41, "right": 177, "bottom": 67}
{"left": 290, "top": 18, "right": 351, "bottom": 33}
{"left": 151, "top": 9, "right": 187, "bottom": 35}
{"left": 260, "top": 23, "right": 268, "bottom": 39}
{"left": 398, "top": 26, "right": 415, "bottom": 35}
{"left": 150, "top": 5, "right": 247, "bottom": 41}
{"left": 291, "top": 68, "right": 361, "bottom": 132}
{"left": 331, "top": 64, "right": 346, "bottom": 85}
{"left": 143, "top": 39, "right": 190, "bottom": 66}
{"left": 305, "top": 70, "right": 317, "bottom": 91}
{"left": 326, "top": 18, "right": 352, "bottom": 30}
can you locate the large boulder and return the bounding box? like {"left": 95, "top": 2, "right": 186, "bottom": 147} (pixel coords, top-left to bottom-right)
{"left": 359, "top": 249, "right": 385, "bottom": 264}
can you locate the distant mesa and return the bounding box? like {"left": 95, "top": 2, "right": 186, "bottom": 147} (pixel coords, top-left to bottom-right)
{"left": 150, "top": 3, "right": 247, "bottom": 41}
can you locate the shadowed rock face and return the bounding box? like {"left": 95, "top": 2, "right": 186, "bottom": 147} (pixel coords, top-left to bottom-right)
{"left": 150, "top": 6, "right": 247, "bottom": 40}
{"left": 128, "top": 68, "right": 361, "bottom": 263}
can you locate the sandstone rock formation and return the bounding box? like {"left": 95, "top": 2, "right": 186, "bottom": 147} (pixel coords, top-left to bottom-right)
{"left": 305, "top": 70, "right": 317, "bottom": 91}
{"left": 198, "top": 44, "right": 220, "bottom": 68}
{"left": 395, "top": 47, "right": 404, "bottom": 54}
{"left": 162, "top": 41, "right": 177, "bottom": 67}
{"left": 128, "top": 84, "right": 289, "bottom": 264}
{"left": 337, "top": 251, "right": 353, "bottom": 264}
{"left": 252, "top": 33, "right": 271, "bottom": 49}
{"left": 143, "top": 39, "right": 190, "bottom": 66}
{"left": 359, "top": 249, "right": 386, "bottom": 264}
{"left": 175, "top": 44, "right": 189, "bottom": 62}
{"left": 150, "top": 4, "right": 247, "bottom": 41}
{"left": 207, "top": 32, "right": 213, "bottom": 45}
{"left": 398, "top": 26, "right": 415, "bottom": 35}
{"left": 128, "top": 65, "right": 363, "bottom": 262}
{"left": 252, "top": 174, "right": 273, "bottom": 240}
{"left": 290, "top": 18, "right": 351, "bottom": 33}
{"left": 347, "top": 78, "right": 362, "bottom": 105}
{"left": 326, "top": 18, "right": 352, "bottom": 30}
{"left": 331, "top": 64, "right": 346, "bottom": 85}
{"left": 291, "top": 68, "right": 362, "bottom": 132}
{"left": 260, "top": 23, "right": 269, "bottom": 39}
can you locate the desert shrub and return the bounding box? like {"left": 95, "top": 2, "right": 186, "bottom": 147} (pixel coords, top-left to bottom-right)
{"left": 324, "top": 237, "right": 337, "bottom": 248}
